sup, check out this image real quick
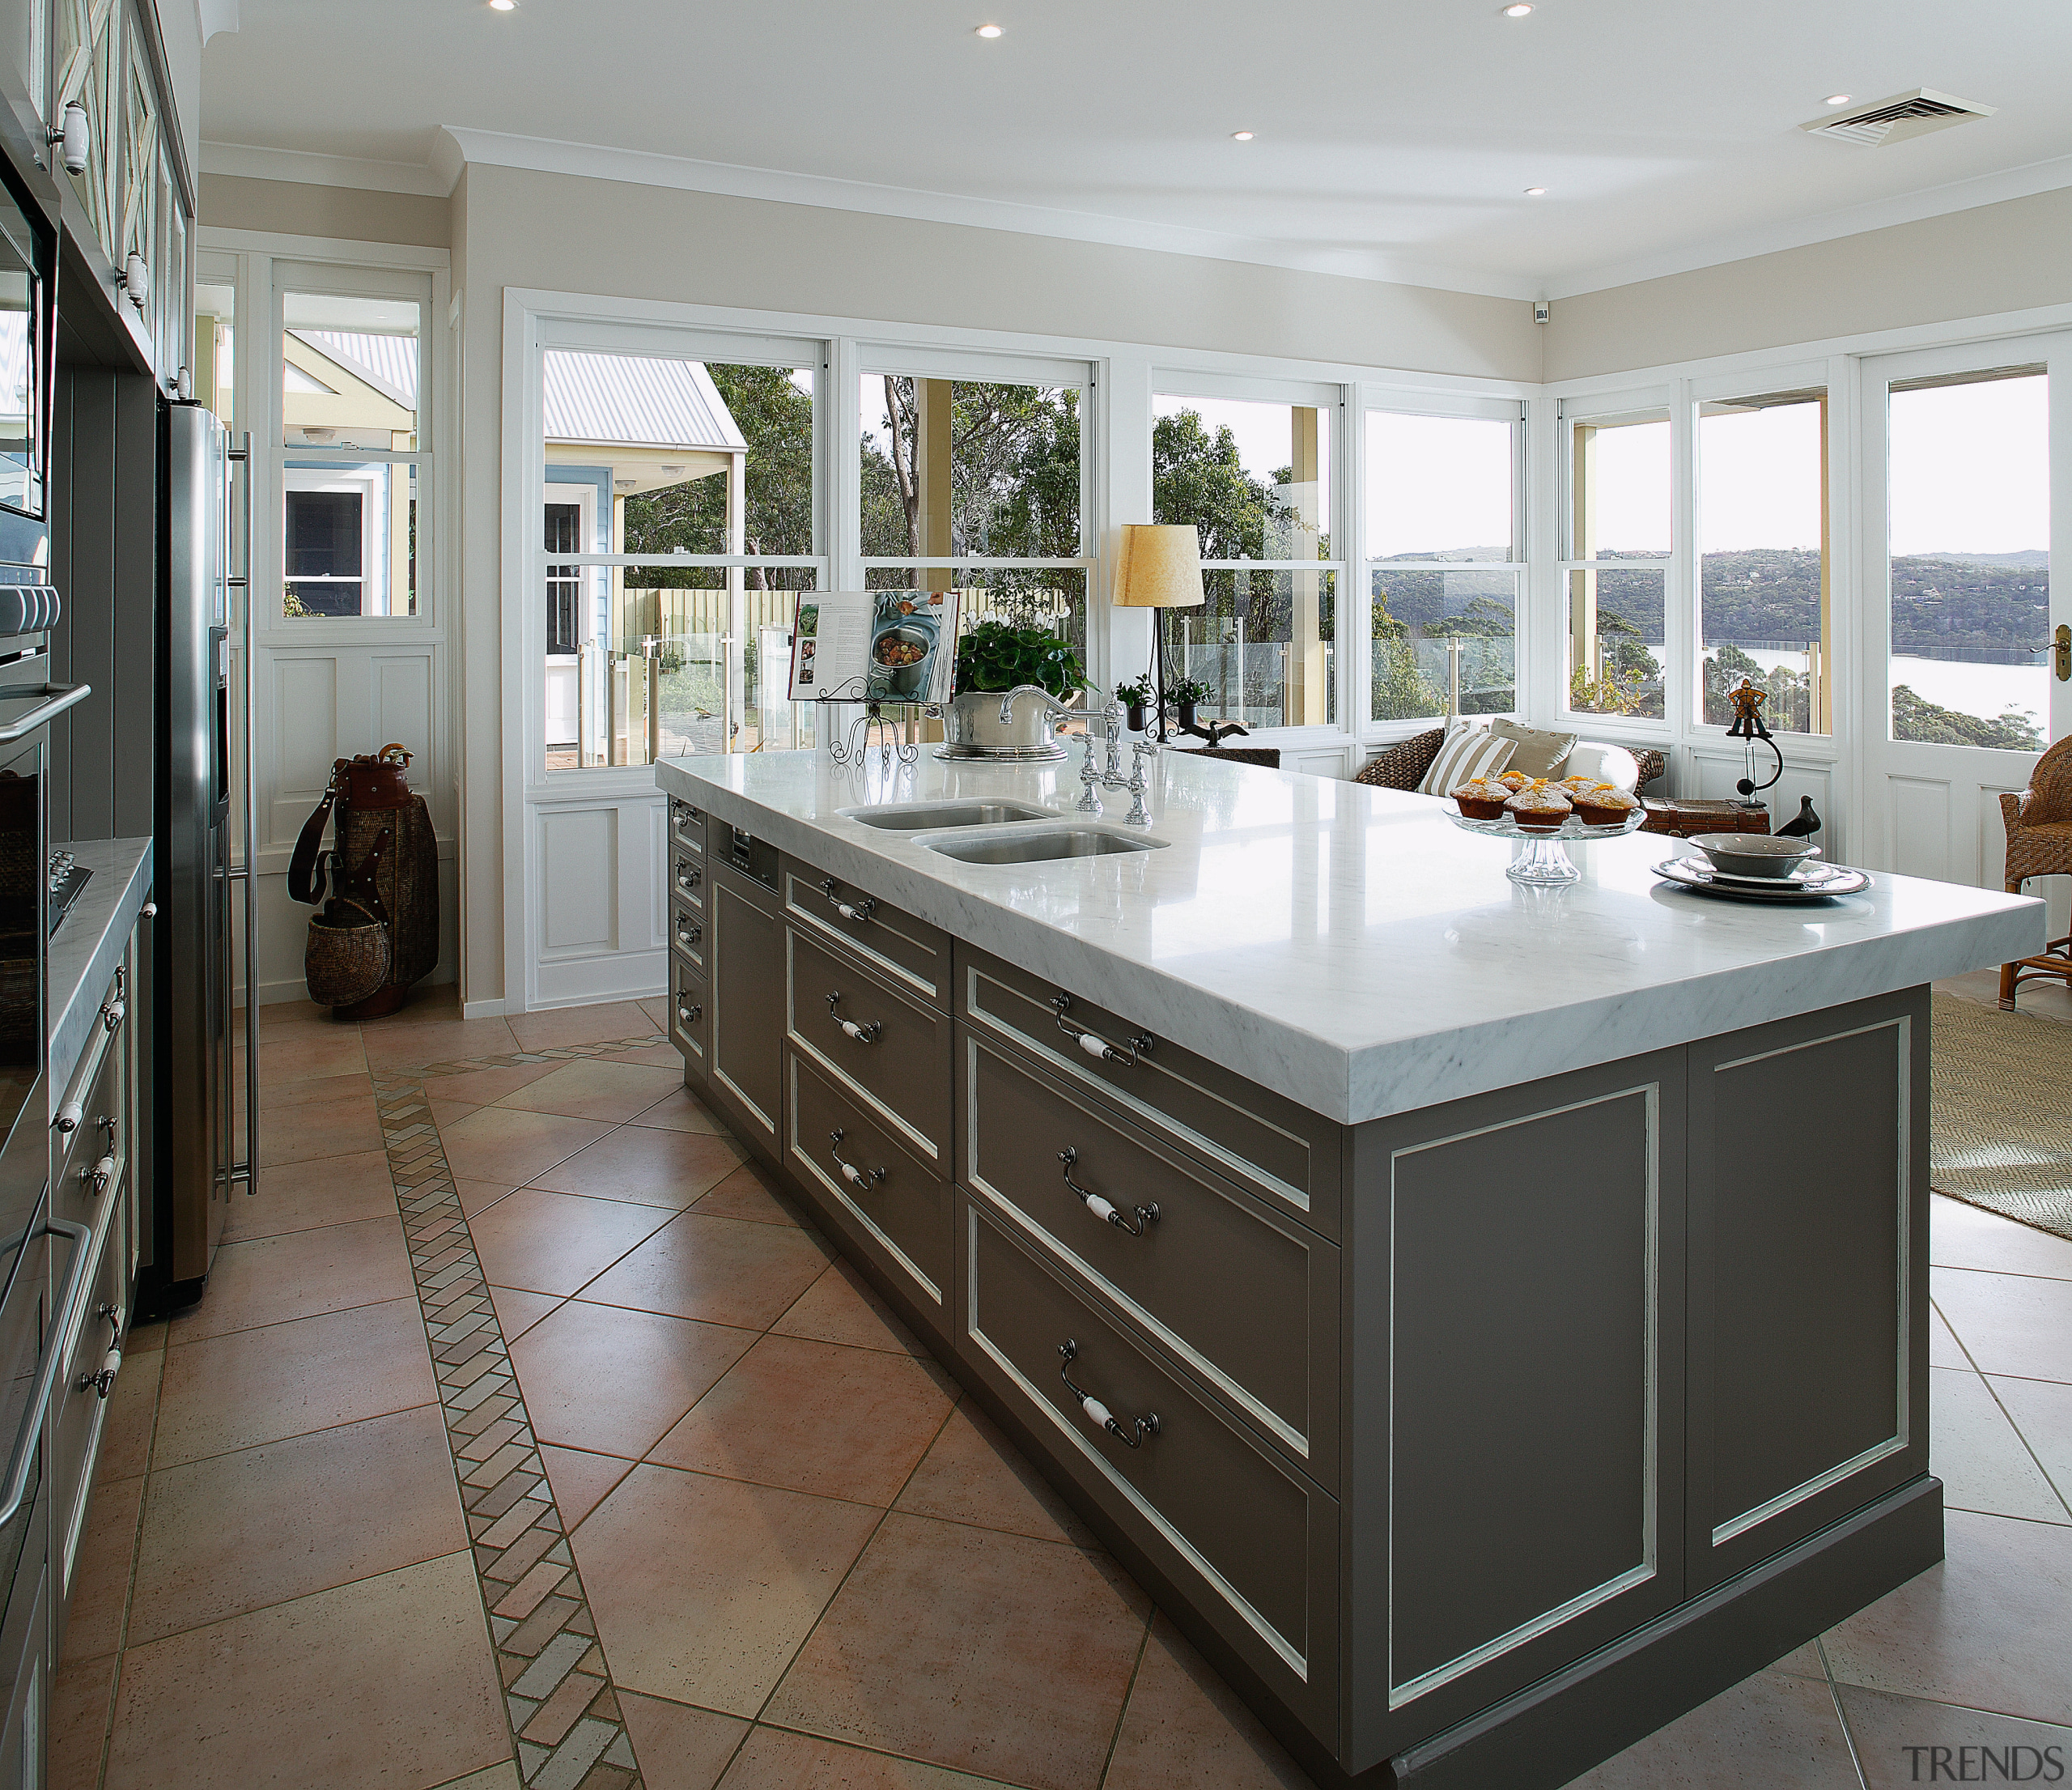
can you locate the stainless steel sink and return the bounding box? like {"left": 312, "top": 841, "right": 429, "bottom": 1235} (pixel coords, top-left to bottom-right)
{"left": 923, "top": 828, "right": 1167, "bottom": 865}
{"left": 842, "top": 800, "right": 1057, "bottom": 831}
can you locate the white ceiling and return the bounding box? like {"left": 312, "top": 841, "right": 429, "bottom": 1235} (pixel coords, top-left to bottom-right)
{"left": 200, "top": 0, "right": 2072, "bottom": 300}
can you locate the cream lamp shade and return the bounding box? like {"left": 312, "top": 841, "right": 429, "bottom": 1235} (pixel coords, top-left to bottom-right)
{"left": 1111, "top": 523, "right": 1205, "bottom": 609}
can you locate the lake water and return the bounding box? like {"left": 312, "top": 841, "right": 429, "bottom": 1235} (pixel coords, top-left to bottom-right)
{"left": 1714, "top": 647, "right": 2051, "bottom": 732}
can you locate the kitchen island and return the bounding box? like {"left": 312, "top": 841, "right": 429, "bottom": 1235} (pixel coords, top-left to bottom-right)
{"left": 656, "top": 748, "right": 2040, "bottom": 1790}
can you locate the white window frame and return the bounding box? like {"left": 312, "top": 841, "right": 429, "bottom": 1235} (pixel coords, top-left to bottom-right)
{"left": 282, "top": 464, "right": 384, "bottom": 618}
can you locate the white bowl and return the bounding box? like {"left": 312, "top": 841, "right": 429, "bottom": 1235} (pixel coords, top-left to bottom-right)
{"left": 1692, "top": 834, "right": 1822, "bottom": 880}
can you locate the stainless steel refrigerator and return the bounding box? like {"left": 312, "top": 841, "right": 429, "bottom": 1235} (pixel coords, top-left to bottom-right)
{"left": 141, "top": 403, "right": 254, "bottom": 1312}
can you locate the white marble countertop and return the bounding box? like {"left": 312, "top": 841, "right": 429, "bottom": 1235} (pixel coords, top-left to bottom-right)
{"left": 657, "top": 751, "right": 2044, "bottom": 1125}
{"left": 49, "top": 836, "right": 153, "bottom": 1118}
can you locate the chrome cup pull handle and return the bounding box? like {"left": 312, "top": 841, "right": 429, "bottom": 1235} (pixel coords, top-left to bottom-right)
{"left": 676, "top": 861, "right": 700, "bottom": 891}
{"left": 829, "top": 1129, "right": 885, "bottom": 1188}
{"left": 1058, "top": 1340, "right": 1159, "bottom": 1450}
{"left": 820, "top": 878, "right": 876, "bottom": 924}
{"left": 677, "top": 1000, "right": 702, "bottom": 1027}
{"left": 1051, "top": 994, "right": 1152, "bottom": 1068}
{"left": 81, "top": 1304, "right": 122, "bottom": 1398}
{"left": 826, "top": 993, "right": 882, "bottom": 1044}
{"left": 81, "top": 1154, "right": 116, "bottom": 1197}
{"left": 1058, "top": 1149, "right": 1158, "bottom": 1238}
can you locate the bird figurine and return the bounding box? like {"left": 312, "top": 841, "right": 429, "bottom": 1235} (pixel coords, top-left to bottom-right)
{"left": 1774, "top": 795, "right": 1822, "bottom": 840}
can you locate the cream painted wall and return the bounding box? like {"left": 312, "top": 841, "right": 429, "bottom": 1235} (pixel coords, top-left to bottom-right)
{"left": 1543, "top": 185, "right": 2072, "bottom": 382}
{"left": 200, "top": 173, "right": 452, "bottom": 249}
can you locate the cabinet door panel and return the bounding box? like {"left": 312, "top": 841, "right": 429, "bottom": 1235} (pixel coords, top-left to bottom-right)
{"left": 707, "top": 873, "right": 782, "bottom": 1148}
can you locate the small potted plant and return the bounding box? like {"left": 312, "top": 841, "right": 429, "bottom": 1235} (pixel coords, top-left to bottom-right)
{"left": 945, "top": 620, "right": 1090, "bottom": 758}
{"left": 1114, "top": 674, "right": 1156, "bottom": 733}
{"left": 1169, "top": 677, "right": 1212, "bottom": 731}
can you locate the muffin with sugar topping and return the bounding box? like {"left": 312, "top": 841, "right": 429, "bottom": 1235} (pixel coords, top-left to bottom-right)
{"left": 1505, "top": 781, "right": 1573, "bottom": 830}
{"left": 1572, "top": 783, "right": 1639, "bottom": 827}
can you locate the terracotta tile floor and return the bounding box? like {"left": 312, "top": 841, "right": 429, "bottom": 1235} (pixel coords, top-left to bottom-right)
{"left": 50, "top": 981, "right": 2072, "bottom": 1790}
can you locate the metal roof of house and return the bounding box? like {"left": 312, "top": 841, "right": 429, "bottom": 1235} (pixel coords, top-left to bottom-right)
{"left": 291, "top": 335, "right": 746, "bottom": 453}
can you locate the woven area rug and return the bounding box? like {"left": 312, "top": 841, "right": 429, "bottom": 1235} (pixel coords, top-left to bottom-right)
{"left": 1932, "top": 992, "right": 2072, "bottom": 1242}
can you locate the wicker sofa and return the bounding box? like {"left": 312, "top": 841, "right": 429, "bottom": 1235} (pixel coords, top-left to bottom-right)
{"left": 1355, "top": 726, "right": 1667, "bottom": 797}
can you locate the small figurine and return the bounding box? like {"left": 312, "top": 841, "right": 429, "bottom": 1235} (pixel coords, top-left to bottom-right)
{"left": 1729, "top": 679, "right": 1768, "bottom": 728}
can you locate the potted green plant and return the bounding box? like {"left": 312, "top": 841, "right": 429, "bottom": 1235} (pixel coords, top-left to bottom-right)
{"left": 1169, "top": 677, "right": 1212, "bottom": 730}
{"left": 945, "top": 620, "right": 1089, "bottom": 759}
{"left": 1114, "top": 673, "right": 1156, "bottom": 733}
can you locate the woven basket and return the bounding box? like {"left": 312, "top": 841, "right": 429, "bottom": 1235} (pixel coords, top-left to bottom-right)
{"left": 305, "top": 903, "right": 392, "bottom": 1010}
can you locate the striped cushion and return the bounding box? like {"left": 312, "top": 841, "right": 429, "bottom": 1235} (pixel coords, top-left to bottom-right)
{"left": 1417, "top": 725, "right": 1517, "bottom": 796}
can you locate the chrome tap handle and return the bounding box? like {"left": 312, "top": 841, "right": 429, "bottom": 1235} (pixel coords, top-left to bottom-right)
{"left": 1105, "top": 702, "right": 1126, "bottom": 780}
{"left": 1076, "top": 731, "right": 1103, "bottom": 813}
{"left": 1124, "top": 740, "right": 1158, "bottom": 827}
{"left": 999, "top": 683, "right": 1072, "bottom": 726}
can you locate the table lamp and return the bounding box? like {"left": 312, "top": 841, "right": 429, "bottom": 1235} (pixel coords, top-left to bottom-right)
{"left": 1111, "top": 523, "right": 1204, "bottom": 742}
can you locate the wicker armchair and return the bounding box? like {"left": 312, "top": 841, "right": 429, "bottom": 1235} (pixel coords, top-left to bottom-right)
{"left": 1998, "top": 736, "right": 2072, "bottom": 1008}
{"left": 1631, "top": 748, "right": 1667, "bottom": 792}
{"left": 1354, "top": 729, "right": 1446, "bottom": 792}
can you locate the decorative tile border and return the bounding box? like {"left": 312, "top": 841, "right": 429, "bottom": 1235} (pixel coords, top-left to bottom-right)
{"left": 373, "top": 1035, "right": 671, "bottom": 1790}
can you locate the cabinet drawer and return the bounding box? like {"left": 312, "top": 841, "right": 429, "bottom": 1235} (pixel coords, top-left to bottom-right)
{"left": 54, "top": 1009, "right": 128, "bottom": 1235}
{"left": 783, "top": 858, "right": 950, "bottom": 1010}
{"left": 670, "top": 960, "right": 710, "bottom": 1078}
{"left": 669, "top": 903, "right": 707, "bottom": 977}
{"left": 958, "top": 946, "right": 1341, "bottom": 1238}
{"left": 787, "top": 925, "right": 952, "bottom": 1169}
{"left": 669, "top": 851, "right": 707, "bottom": 913}
{"left": 669, "top": 794, "right": 706, "bottom": 852}
{"left": 962, "top": 1031, "right": 1337, "bottom": 1482}
{"left": 963, "top": 1199, "right": 1337, "bottom": 1730}
{"left": 788, "top": 1048, "right": 952, "bottom": 1318}
{"left": 53, "top": 1207, "right": 125, "bottom": 1610}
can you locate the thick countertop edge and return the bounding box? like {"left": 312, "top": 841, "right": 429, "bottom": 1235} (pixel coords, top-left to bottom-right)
{"left": 49, "top": 837, "right": 154, "bottom": 1119}
{"left": 660, "top": 763, "right": 2041, "bottom": 1127}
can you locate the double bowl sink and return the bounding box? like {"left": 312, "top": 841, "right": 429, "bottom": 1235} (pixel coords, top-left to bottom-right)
{"left": 839, "top": 798, "right": 1167, "bottom": 865}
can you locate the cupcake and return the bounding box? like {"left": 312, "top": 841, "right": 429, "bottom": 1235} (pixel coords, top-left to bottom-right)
{"left": 1496, "top": 770, "right": 1535, "bottom": 793}
{"left": 1505, "top": 781, "right": 1572, "bottom": 830}
{"left": 1558, "top": 776, "right": 1601, "bottom": 794}
{"left": 1450, "top": 778, "right": 1509, "bottom": 820}
{"left": 1572, "top": 783, "right": 1639, "bottom": 827}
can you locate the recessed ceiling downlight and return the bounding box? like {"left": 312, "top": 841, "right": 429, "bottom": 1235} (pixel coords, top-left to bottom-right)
{"left": 975, "top": 23, "right": 1003, "bottom": 36}
{"left": 1502, "top": 5, "right": 1534, "bottom": 15}
{"left": 1231, "top": 130, "right": 1255, "bottom": 141}
{"left": 1524, "top": 186, "right": 1548, "bottom": 195}
{"left": 488, "top": 0, "right": 516, "bottom": 11}
{"left": 1824, "top": 94, "right": 1852, "bottom": 106}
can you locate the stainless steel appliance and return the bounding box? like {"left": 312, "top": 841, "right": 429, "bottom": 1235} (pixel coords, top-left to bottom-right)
{"left": 142, "top": 405, "right": 253, "bottom": 1312}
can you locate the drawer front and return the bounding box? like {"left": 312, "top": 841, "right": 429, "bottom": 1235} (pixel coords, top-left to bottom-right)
{"left": 669, "top": 900, "right": 707, "bottom": 976}
{"left": 962, "top": 1031, "right": 1337, "bottom": 1482}
{"left": 788, "top": 1048, "right": 952, "bottom": 1316}
{"left": 669, "top": 851, "right": 707, "bottom": 913}
{"left": 782, "top": 858, "right": 950, "bottom": 1010}
{"left": 669, "top": 794, "right": 706, "bottom": 852}
{"left": 54, "top": 1027, "right": 127, "bottom": 1235}
{"left": 711, "top": 873, "right": 784, "bottom": 1147}
{"left": 53, "top": 1205, "right": 126, "bottom": 1607}
{"left": 670, "top": 960, "right": 711, "bottom": 1078}
{"left": 958, "top": 947, "right": 1342, "bottom": 1238}
{"left": 787, "top": 926, "right": 952, "bottom": 1168}
{"left": 963, "top": 1199, "right": 1337, "bottom": 1729}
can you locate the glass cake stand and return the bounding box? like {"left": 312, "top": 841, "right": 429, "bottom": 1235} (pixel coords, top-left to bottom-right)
{"left": 1446, "top": 808, "right": 1646, "bottom": 885}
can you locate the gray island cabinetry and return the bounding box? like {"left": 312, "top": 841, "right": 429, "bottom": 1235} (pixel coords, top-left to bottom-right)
{"left": 656, "top": 754, "right": 2040, "bottom": 1790}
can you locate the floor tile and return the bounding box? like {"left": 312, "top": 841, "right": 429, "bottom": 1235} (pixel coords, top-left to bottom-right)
{"left": 223, "top": 1147, "right": 398, "bottom": 1242}
{"left": 507, "top": 1300, "right": 756, "bottom": 1458}
{"left": 599, "top": 1043, "right": 689, "bottom": 1068}
{"left": 572, "top": 1463, "right": 879, "bottom": 1716}
{"left": 1930, "top": 1303, "right": 1968, "bottom": 1369}
{"left": 428, "top": 1767, "right": 520, "bottom": 1790}
{"left": 579, "top": 1211, "right": 833, "bottom": 1329}
{"left": 774, "top": 1260, "right": 926, "bottom": 1358}
{"left": 359, "top": 1012, "right": 521, "bottom": 1071}
{"left": 764, "top": 1511, "right": 1150, "bottom": 1790}
{"left": 257, "top": 1089, "right": 385, "bottom": 1167}
{"left": 894, "top": 1403, "right": 1094, "bottom": 1549}
{"left": 1823, "top": 1508, "right": 2072, "bottom": 1725}
{"left": 439, "top": 1108, "right": 611, "bottom": 1189}
{"left": 692, "top": 1162, "right": 814, "bottom": 1228}
{"left": 508, "top": 1001, "right": 659, "bottom": 1052}
{"left": 422, "top": 1060, "right": 565, "bottom": 1106}
{"left": 538, "top": 1444, "right": 635, "bottom": 1532}
{"left": 1836, "top": 1682, "right": 2072, "bottom": 1790}
{"left": 631, "top": 1086, "right": 729, "bottom": 1135}
{"left": 429, "top": 1097, "right": 481, "bottom": 1133}
{"left": 103, "top": 1551, "right": 507, "bottom": 1790}
{"left": 488, "top": 1283, "right": 563, "bottom": 1342}
{"left": 1564, "top": 1669, "right": 1857, "bottom": 1788}
{"left": 469, "top": 1186, "right": 674, "bottom": 1297}
{"left": 156, "top": 1298, "right": 436, "bottom": 1466}
{"left": 253, "top": 1022, "right": 369, "bottom": 1086}
{"left": 253, "top": 997, "right": 333, "bottom": 1031}
{"left": 1932, "top": 1269, "right": 2072, "bottom": 1383}
{"left": 1104, "top": 1614, "right": 1315, "bottom": 1790}
{"left": 638, "top": 995, "right": 670, "bottom": 1031}
{"left": 616, "top": 1692, "right": 749, "bottom": 1790}
{"left": 456, "top": 1178, "right": 514, "bottom": 1217}
{"left": 97, "top": 1341, "right": 163, "bottom": 1481}
{"left": 497, "top": 1059, "right": 686, "bottom": 1123}
{"left": 60, "top": 1475, "right": 142, "bottom": 1665}
{"left": 650, "top": 1333, "right": 952, "bottom": 1505}
{"left": 531, "top": 1126, "right": 746, "bottom": 1210}
{"left": 716, "top": 1728, "right": 1000, "bottom": 1789}
{"left": 167, "top": 1217, "right": 414, "bottom": 1343}
{"left": 127, "top": 1405, "right": 467, "bottom": 1645}
{"left": 259, "top": 1069, "right": 375, "bottom": 1110}
{"left": 1931, "top": 1194, "right": 2072, "bottom": 1282}
{"left": 1932, "top": 1367, "right": 2069, "bottom": 1523}
{"left": 1771, "top": 1643, "right": 1828, "bottom": 1678}
{"left": 1987, "top": 1375, "right": 2072, "bottom": 1515}
{"left": 49, "top": 1651, "right": 117, "bottom": 1790}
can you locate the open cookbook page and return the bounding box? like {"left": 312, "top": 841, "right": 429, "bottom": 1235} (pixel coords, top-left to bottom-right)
{"left": 788, "top": 590, "right": 962, "bottom": 705}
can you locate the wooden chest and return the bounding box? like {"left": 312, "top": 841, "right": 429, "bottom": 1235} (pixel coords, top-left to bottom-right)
{"left": 1641, "top": 798, "right": 1771, "bottom": 839}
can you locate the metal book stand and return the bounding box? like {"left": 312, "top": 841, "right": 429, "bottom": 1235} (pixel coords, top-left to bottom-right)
{"left": 812, "top": 676, "right": 937, "bottom": 768}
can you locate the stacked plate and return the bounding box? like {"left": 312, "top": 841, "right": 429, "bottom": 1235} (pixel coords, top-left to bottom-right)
{"left": 1654, "top": 855, "right": 1871, "bottom": 903}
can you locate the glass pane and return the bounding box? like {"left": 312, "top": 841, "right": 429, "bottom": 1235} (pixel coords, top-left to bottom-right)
{"left": 121, "top": 19, "right": 154, "bottom": 270}
{"left": 282, "top": 291, "right": 420, "bottom": 450}
{"left": 1888, "top": 369, "right": 2050, "bottom": 750}
{"left": 55, "top": 0, "right": 121, "bottom": 262}
{"left": 1370, "top": 568, "right": 1517, "bottom": 721}
{"left": 1699, "top": 393, "right": 1828, "bottom": 733}
{"left": 1164, "top": 569, "right": 1336, "bottom": 729}
{"left": 1567, "top": 567, "right": 1665, "bottom": 719}
{"left": 1571, "top": 410, "right": 1671, "bottom": 560}
{"left": 282, "top": 460, "right": 418, "bottom": 619}
{"left": 1153, "top": 394, "right": 1330, "bottom": 559}
{"left": 0, "top": 201, "right": 39, "bottom": 517}
{"left": 866, "top": 565, "right": 1088, "bottom": 682}
{"left": 1366, "top": 411, "right": 1514, "bottom": 560}
{"left": 860, "top": 373, "right": 1081, "bottom": 558}
{"left": 195, "top": 274, "right": 235, "bottom": 430}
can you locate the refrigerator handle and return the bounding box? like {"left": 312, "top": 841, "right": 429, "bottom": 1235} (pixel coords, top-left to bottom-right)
{"left": 225, "top": 434, "right": 259, "bottom": 1196}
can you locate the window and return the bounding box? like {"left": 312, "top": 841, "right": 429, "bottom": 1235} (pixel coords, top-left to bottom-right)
{"left": 1698, "top": 389, "right": 1828, "bottom": 734}
{"left": 1565, "top": 407, "right": 1669, "bottom": 719}
{"left": 544, "top": 348, "right": 819, "bottom": 770}
{"left": 861, "top": 367, "right": 1088, "bottom": 674}
{"left": 1366, "top": 409, "right": 1520, "bottom": 721}
{"left": 1887, "top": 368, "right": 2050, "bottom": 750}
{"left": 1153, "top": 390, "right": 1337, "bottom": 728}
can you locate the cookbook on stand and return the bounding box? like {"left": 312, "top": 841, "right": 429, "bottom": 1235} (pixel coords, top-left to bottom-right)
{"left": 788, "top": 590, "right": 962, "bottom": 705}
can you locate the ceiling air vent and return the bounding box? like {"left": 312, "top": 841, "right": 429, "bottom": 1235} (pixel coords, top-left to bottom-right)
{"left": 1802, "top": 89, "right": 1995, "bottom": 147}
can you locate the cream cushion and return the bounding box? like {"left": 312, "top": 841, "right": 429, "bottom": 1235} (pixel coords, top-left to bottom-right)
{"left": 1418, "top": 725, "right": 1517, "bottom": 796}
{"left": 1564, "top": 742, "right": 1642, "bottom": 793}
{"left": 1487, "top": 718, "right": 1579, "bottom": 780}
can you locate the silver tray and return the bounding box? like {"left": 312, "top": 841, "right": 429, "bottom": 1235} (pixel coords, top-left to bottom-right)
{"left": 1654, "top": 857, "right": 1871, "bottom": 902}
